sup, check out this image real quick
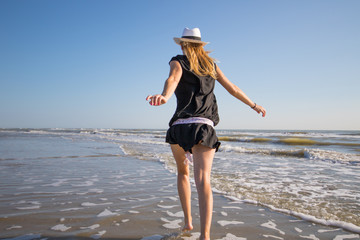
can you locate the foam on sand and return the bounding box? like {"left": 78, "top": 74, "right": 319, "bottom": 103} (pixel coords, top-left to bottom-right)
{"left": 72, "top": 180, "right": 94, "bottom": 187}
{"left": 51, "top": 224, "right": 71, "bottom": 232}
{"left": 166, "top": 210, "right": 184, "bottom": 217}
{"left": 157, "top": 204, "right": 178, "bottom": 209}
{"left": 97, "top": 209, "right": 118, "bottom": 217}
{"left": 81, "top": 202, "right": 113, "bottom": 207}
{"left": 60, "top": 207, "right": 83, "bottom": 212}
{"left": 220, "top": 211, "right": 228, "bottom": 216}
{"left": 80, "top": 224, "right": 100, "bottom": 230}
{"left": 217, "top": 220, "right": 244, "bottom": 227}
{"left": 91, "top": 230, "right": 106, "bottom": 239}
{"left": 298, "top": 234, "right": 320, "bottom": 240}
{"left": 161, "top": 217, "right": 182, "bottom": 229}
{"left": 333, "top": 234, "right": 360, "bottom": 240}
{"left": 262, "top": 235, "right": 283, "bottom": 240}
{"left": 128, "top": 210, "right": 140, "bottom": 214}
{"left": 222, "top": 206, "right": 242, "bottom": 210}
{"left": 16, "top": 202, "right": 41, "bottom": 210}
{"left": 261, "top": 221, "right": 285, "bottom": 235}
{"left": 216, "top": 233, "right": 247, "bottom": 240}
{"left": 6, "top": 225, "right": 23, "bottom": 230}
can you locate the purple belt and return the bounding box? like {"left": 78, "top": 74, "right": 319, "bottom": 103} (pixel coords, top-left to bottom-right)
{"left": 172, "top": 117, "right": 214, "bottom": 128}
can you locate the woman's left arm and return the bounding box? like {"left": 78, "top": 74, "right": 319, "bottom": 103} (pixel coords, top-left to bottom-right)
{"left": 146, "top": 60, "right": 182, "bottom": 106}
{"left": 216, "top": 65, "right": 266, "bottom": 117}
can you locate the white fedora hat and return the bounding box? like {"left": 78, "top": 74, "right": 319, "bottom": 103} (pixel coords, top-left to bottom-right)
{"left": 173, "top": 27, "right": 209, "bottom": 45}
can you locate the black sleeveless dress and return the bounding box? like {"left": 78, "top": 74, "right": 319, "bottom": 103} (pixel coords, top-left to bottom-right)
{"left": 165, "top": 55, "right": 221, "bottom": 152}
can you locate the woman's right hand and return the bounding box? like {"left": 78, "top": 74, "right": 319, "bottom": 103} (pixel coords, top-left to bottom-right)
{"left": 146, "top": 94, "right": 167, "bottom": 106}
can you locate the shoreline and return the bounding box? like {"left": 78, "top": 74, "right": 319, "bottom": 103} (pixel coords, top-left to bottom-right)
{"left": 219, "top": 193, "right": 360, "bottom": 235}
{"left": 1, "top": 155, "right": 359, "bottom": 240}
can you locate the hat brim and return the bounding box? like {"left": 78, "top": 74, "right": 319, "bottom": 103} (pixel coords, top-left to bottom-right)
{"left": 173, "top": 37, "right": 209, "bottom": 46}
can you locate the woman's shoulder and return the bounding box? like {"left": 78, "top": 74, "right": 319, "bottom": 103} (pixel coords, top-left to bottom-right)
{"left": 169, "top": 55, "right": 187, "bottom": 63}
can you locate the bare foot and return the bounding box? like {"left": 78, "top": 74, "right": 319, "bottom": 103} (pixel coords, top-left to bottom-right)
{"left": 182, "top": 221, "right": 193, "bottom": 232}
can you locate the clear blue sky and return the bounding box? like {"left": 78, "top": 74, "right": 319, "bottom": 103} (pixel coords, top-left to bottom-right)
{"left": 1, "top": 0, "right": 359, "bottom": 130}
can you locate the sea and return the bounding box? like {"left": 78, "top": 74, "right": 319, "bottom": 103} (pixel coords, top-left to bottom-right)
{"left": 0, "top": 128, "right": 359, "bottom": 236}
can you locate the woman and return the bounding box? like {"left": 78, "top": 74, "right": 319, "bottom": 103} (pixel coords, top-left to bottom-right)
{"left": 146, "top": 27, "right": 266, "bottom": 240}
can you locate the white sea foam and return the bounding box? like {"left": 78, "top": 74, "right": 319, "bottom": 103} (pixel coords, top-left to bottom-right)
{"left": 222, "top": 206, "right": 242, "bottom": 210}
{"left": 97, "top": 209, "right": 118, "bottom": 217}
{"left": 166, "top": 196, "right": 178, "bottom": 201}
{"left": 166, "top": 210, "right": 184, "bottom": 217}
{"left": 216, "top": 233, "right": 247, "bottom": 240}
{"left": 262, "top": 235, "right": 284, "bottom": 240}
{"left": 217, "top": 220, "right": 244, "bottom": 226}
{"left": 318, "top": 228, "right": 341, "bottom": 233}
{"left": 17, "top": 186, "right": 34, "bottom": 190}
{"left": 72, "top": 180, "right": 94, "bottom": 187}
{"left": 11, "top": 200, "right": 26, "bottom": 205}
{"left": 333, "top": 234, "right": 360, "bottom": 240}
{"left": 220, "top": 211, "right": 228, "bottom": 216}
{"left": 260, "top": 221, "right": 285, "bottom": 235}
{"left": 16, "top": 205, "right": 40, "bottom": 210}
{"left": 130, "top": 196, "right": 157, "bottom": 202}
{"left": 89, "top": 188, "right": 104, "bottom": 193}
{"left": 80, "top": 224, "right": 100, "bottom": 230}
{"left": 6, "top": 225, "right": 23, "bottom": 230}
{"left": 213, "top": 162, "right": 360, "bottom": 234}
{"left": 161, "top": 217, "right": 182, "bottom": 229}
{"left": 60, "top": 207, "right": 83, "bottom": 212}
{"left": 51, "top": 224, "right": 71, "bottom": 232}
{"left": 91, "top": 230, "right": 106, "bottom": 239}
{"left": 221, "top": 144, "right": 360, "bottom": 164}
{"left": 128, "top": 210, "right": 139, "bottom": 214}
{"left": 43, "top": 179, "right": 68, "bottom": 187}
{"left": 299, "top": 234, "right": 320, "bottom": 240}
{"left": 157, "top": 204, "right": 178, "bottom": 209}
{"left": 81, "top": 202, "right": 113, "bottom": 207}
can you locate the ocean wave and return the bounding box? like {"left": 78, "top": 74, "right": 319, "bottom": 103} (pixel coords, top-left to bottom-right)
{"left": 0, "top": 154, "right": 123, "bottom": 161}
{"left": 220, "top": 145, "right": 360, "bottom": 165}
{"left": 218, "top": 130, "right": 360, "bottom": 140}
{"left": 218, "top": 191, "right": 360, "bottom": 234}
{"left": 209, "top": 171, "right": 360, "bottom": 234}
{"left": 218, "top": 136, "right": 360, "bottom": 148}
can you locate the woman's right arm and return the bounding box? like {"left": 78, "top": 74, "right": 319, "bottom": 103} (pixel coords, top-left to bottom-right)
{"left": 146, "top": 60, "right": 182, "bottom": 106}
{"left": 216, "top": 65, "right": 266, "bottom": 117}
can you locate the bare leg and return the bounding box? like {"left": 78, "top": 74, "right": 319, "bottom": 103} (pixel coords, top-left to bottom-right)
{"left": 192, "top": 144, "right": 215, "bottom": 240}
{"left": 170, "top": 144, "right": 193, "bottom": 231}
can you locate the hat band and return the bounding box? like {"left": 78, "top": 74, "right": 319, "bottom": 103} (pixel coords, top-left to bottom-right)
{"left": 182, "top": 36, "right": 202, "bottom": 41}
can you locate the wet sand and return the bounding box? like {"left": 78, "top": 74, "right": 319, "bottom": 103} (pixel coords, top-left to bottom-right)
{"left": 1, "top": 156, "right": 359, "bottom": 240}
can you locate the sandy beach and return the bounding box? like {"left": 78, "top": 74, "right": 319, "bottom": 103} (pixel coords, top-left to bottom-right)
{"left": 1, "top": 154, "right": 359, "bottom": 240}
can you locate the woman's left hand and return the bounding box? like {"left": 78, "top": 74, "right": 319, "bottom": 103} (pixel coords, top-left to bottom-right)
{"left": 252, "top": 104, "right": 266, "bottom": 117}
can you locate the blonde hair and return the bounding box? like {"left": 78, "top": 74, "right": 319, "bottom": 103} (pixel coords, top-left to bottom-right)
{"left": 181, "top": 42, "right": 217, "bottom": 79}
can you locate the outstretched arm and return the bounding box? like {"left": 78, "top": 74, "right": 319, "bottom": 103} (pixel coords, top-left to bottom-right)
{"left": 146, "top": 61, "right": 182, "bottom": 106}
{"left": 216, "top": 65, "right": 266, "bottom": 117}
